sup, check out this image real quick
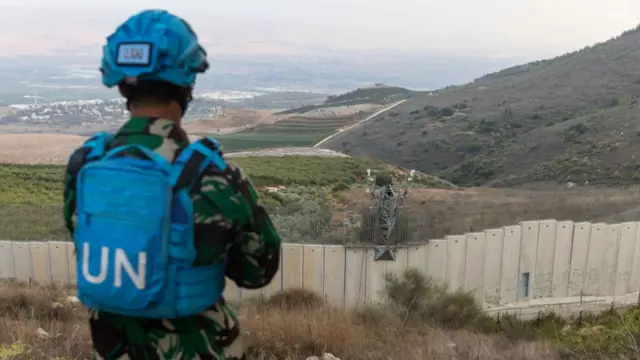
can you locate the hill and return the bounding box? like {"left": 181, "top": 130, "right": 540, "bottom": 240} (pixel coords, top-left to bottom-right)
{"left": 276, "top": 85, "right": 415, "bottom": 115}
{"left": 319, "top": 26, "right": 640, "bottom": 187}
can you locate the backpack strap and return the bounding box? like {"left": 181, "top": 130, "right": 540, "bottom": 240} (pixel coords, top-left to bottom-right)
{"left": 170, "top": 136, "right": 227, "bottom": 191}
{"left": 82, "top": 132, "right": 114, "bottom": 161}
{"left": 66, "top": 132, "right": 114, "bottom": 177}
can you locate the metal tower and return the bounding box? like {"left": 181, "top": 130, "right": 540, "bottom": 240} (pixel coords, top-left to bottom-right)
{"left": 365, "top": 168, "right": 415, "bottom": 261}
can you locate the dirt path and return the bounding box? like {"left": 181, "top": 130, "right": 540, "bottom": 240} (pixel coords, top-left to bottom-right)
{"left": 226, "top": 147, "right": 347, "bottom": 158}
{"left": 313, "top": 99, "right": 407, "bottom": 147}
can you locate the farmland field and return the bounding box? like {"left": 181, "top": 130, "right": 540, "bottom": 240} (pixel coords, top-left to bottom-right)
{"left": 212, "top": 115, "right": 363, "bottom": 151}
{"left": 0, "top": 157, "right": 448, "bottom": 241}
{"left": 3, "top": 159, "right": 640, "bottom": 245}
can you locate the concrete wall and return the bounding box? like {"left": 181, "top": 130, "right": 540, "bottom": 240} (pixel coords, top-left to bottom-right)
{"left": 3, "top": 219, "right": 640, "bottom": 318}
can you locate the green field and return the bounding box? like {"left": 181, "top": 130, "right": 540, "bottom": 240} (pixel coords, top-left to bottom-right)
{"left": 212, "top": 115, "right": 361, "bottom": 152}
{"left": 0, "top": 158, "right": 452, "bottom": 241}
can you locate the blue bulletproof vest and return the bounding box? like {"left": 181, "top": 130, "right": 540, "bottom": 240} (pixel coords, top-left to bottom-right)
{"left": 72, "top": 132, "right": 228, "bottom": 318}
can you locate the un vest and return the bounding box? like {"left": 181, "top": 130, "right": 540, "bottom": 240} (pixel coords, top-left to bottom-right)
{"left": 70, "top": 132, "right": 228, "bottom": 318}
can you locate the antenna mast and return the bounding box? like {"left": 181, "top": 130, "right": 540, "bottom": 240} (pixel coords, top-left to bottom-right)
{"left": 365, "top": 168, "right": 415, "bottom": 261}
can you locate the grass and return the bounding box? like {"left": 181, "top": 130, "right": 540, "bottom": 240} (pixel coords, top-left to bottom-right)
{"left": 215, "top": 115, "right": 362, "bottom": 152}
{"left": 3, "top": 269, "right": 640, "bottom": 359}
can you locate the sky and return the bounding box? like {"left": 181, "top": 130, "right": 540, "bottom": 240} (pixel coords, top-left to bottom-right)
{"left": 0, "top": 0, "right": 638, "bottom": 59}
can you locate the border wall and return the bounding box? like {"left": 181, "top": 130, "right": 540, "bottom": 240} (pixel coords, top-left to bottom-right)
{"left": 2, "top": 220, "right": 640, "bottom": 319}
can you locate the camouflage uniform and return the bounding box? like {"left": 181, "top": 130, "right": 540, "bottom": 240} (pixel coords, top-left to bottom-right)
{"left": 63, "top": 117, "right": 282, "bottom": 360}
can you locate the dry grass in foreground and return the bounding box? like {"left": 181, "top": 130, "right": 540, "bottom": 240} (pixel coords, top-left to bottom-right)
{"left": 5, "top": 267, "right": 640, "bottom": 360}
{"left": 0, "top": 279, "right": 561, "bottom": 360}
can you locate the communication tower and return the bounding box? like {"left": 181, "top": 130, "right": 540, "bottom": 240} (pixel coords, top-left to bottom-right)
{"left": 365, "top": 168, "right": 415, "bottom": 261}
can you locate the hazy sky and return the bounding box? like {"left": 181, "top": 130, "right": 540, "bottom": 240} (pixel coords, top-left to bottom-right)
{"left": 0, "top": 0, "right": 638, "bottom": 58}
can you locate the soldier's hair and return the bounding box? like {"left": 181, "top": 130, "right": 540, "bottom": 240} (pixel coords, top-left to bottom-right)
{"left": 120, "top": 80, "right": 191, "bottom": 108}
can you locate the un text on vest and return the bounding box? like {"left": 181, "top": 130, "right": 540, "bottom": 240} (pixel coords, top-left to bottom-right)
{"left": 81, "top": 243, "right": 148, "bottom": 289}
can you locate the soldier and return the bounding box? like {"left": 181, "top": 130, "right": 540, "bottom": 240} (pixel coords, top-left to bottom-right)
{"left": 62, "top": 9, "right": 281, "bottom": 360}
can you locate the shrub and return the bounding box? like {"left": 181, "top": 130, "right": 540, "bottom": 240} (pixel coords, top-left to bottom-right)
{"left": 265, "top": 288, "right": 324, "bottom": 310}
{"left": 383, "top": 268, "right": 492, "bottom": 328}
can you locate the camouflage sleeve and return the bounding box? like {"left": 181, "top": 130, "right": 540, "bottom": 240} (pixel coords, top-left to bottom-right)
{"left": 62, "top": 147, "right": 90, "bottom": 235}
{"left": 195, "top": 162, "right": 281, "bottom": 289}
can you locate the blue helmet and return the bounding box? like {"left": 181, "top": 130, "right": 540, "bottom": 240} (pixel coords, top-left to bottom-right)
{"left": 100, "top": 9, "right": 209, "bottom": 88}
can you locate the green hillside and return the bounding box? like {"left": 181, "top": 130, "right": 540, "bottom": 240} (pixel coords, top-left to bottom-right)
{"left": 320, "top": 26, "right": 640, "bottom": 187}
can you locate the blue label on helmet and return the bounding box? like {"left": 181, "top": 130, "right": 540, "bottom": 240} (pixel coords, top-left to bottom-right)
{"left": 116, "top": 43, "right": 153, "bottom": 66}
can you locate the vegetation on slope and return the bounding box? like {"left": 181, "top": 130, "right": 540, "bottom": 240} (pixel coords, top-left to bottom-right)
{"left": 276, "top": 85, "right": 415, "bottom": 115}
{"left": 321, "top": 26, "right": 640, "bottom": 187}
{"left": 3, "top": 269, "right": 640, "bottom": 359}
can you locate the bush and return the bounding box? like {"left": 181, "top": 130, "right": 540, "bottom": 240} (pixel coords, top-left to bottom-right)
{"left": 383, "top": 268, "right": 492, "bottom": 329}
{"left": 265, "top": 288, "right": 324, "bottom": 310}
{"left": 440, "top": 107, "right": 454, "bottom": 117}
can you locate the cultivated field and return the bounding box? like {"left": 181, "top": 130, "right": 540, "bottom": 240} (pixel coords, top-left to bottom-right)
{"left": 0, "top": 134, "right": 86, "bottom": 165}
{"left": 182, "top": 108, "right": 287, "bottom": 132}
{"left": 0, "top": 132, "right": 348, "bottom": 165}
{"left": 211, "top": 114, "right": 367, "bottom": 152}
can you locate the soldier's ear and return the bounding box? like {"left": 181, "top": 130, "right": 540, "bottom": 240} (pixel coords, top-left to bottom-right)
{"left": 118, "top": 84, "right": 130, "bottom": 98}
{"left": 180, "top": 87, "right": 194, "bottom": 103}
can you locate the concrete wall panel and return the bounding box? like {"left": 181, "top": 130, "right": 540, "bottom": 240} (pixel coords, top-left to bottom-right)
{"left": 615, "top": 223, "right": 637, "bottom": 296}
{"left": 48, "top": 241, "right": 70, "bottom": 284}
{"left": 585, "top": 224, "right": 607, "bottom": 295}
{"left": 500, "top": 225, "right": 521, "bottom": 305}
{"left": 446, "top": 235, "right": 467, "bottom": 292}
{"left": 366, "top": 248, "right": 387, "bottom": 303}
{"left": 534, "top": 220, "right": 557, "bottom": 299}
{"left": 483, "top": 229, "right": 504, "bottom": 308}
{"left": 323, "top": 245, "right": 346, "bottom": 307}
{"left": 464, "top": 232, "right": 486, "bottom": 303}
{"left": 303, "top": 245, "right": 325, "bottom": 295}
{"left": 11, "top": 242, "right": 32, "bottom": 282}
{"left": 0, "top": 241, "right": 14, "bottom": 279}
{"left": 426, "top": 240, "right": 447, "bottom": 286}
{"left": 568, "top": 222, "right": 591, "bottom": 296}
{"left": 550, "top": 221, "right": 574, "bottom": 298}
{"left": 29, "top": 242, "right": 51, "bottom": 285}
{"left": 66, "top": 242, "right": 77, "bottom": 284}
{"left": 630, "top": 224, "right": 640, "bottom": 293}
{"left": 281, "top": 244, "right": 304, "bottom": 291}
{"left": 601, "top": 224, "right": 621, "bottom": 296}
{"left": 344, "top": 248, "right": 367, "bottom": 307}
{"left": 407, "top": 244, "right": 428, "bottom": 275}
{"left": 518, "top": 221, "right": 540, "bottom": 300}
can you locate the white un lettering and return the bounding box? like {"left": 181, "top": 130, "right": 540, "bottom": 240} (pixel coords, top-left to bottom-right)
{"left": 124, "top": 48, "right": 142, "bottom": 60}
{"left": 81, "top": 243, "right": 147, "bottom": 290}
